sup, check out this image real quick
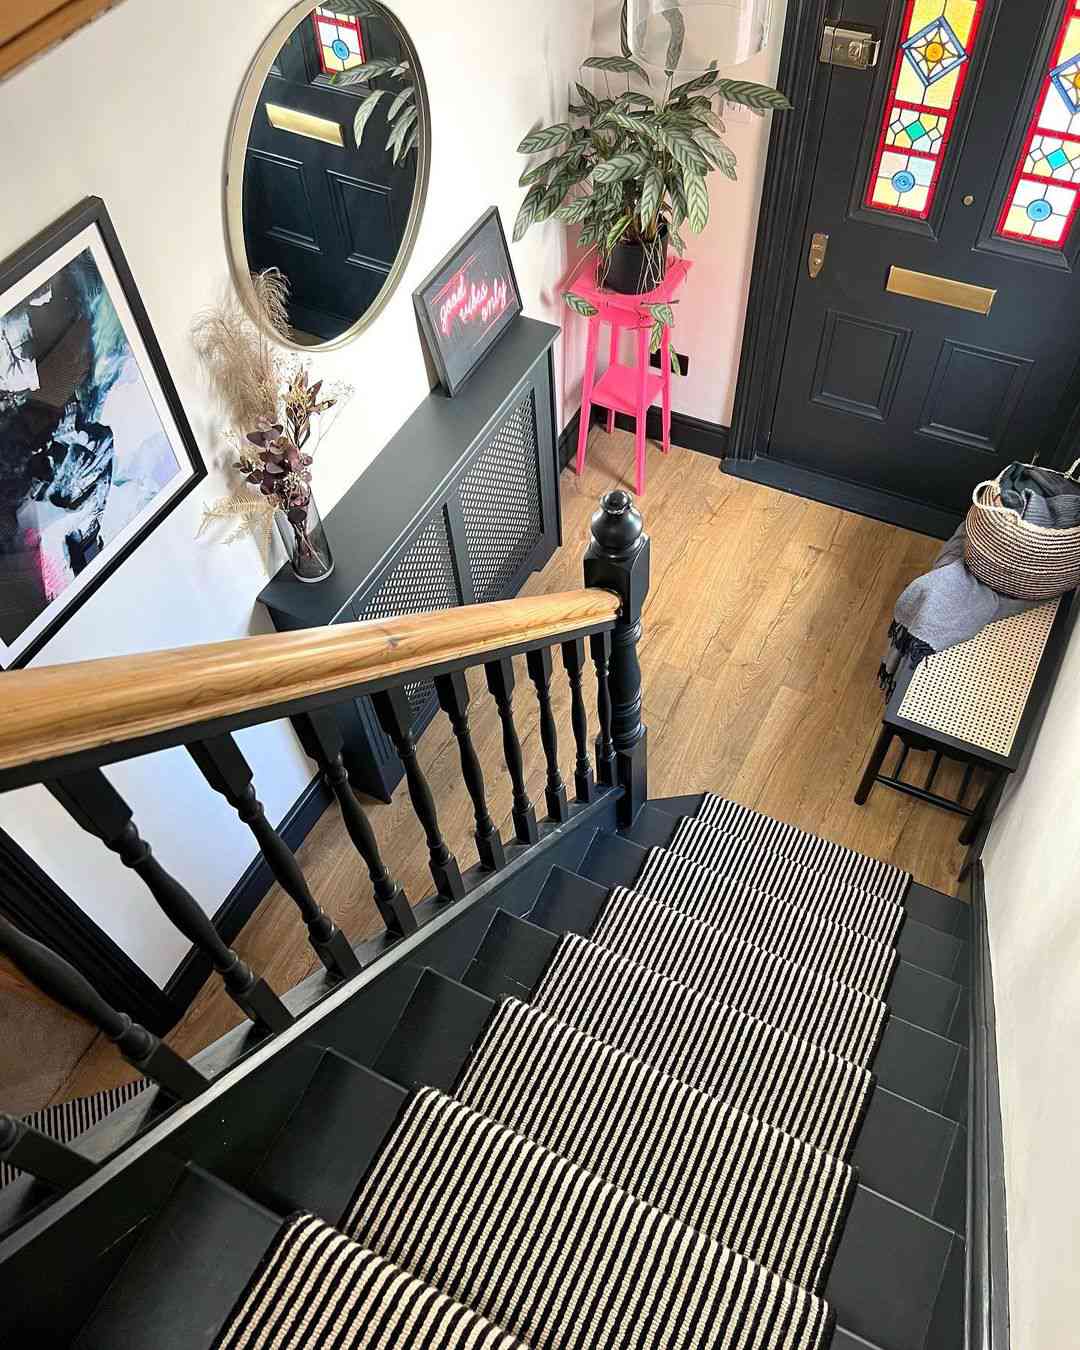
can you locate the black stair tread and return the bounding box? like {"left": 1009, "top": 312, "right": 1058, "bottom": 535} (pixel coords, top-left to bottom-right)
{"left": 76, "top": 1169, "right": 280, "bottom": 1350}
{"left": 647, "top": 793, "right": 707, "bottom": 818}
{"left": 827, "top": 1186, "right": 959, "bottom": 1350}
{"left": 853, "top": 1090, "right": 963, "bottom": 1229}
{"left": 898, "top": 919, "right": 969, "bottom": 986}
{"left": 906, "top": 882, "right": 971, "bottom": 938}
{"left": 250, "top": 1051, "right": 407, "bottom": 1222}
{"left": 625, "top": 802, "right": 683, "bottom": 849}
{"left": 579, "top": 829, "right": 648, "bottom": 888}
{"left": 831, "top": 1330, "right": 888, "bottom": 1350}
{"left": 876, "top": 1019, "right": 967, "bottom": 1120}
{"left": 532, "top": 866, "right": 963, "bottom": 1042}
{"left": 375, "top": 968, "right": 495, "bottom": 1092}
{"left": 934, "top": 1126, "right": 967, "bottom": 1235}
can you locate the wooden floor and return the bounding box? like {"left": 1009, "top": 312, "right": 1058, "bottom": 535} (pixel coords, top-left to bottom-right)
{"left": 42, "top": 432, "right": 971, "bottom": 1106}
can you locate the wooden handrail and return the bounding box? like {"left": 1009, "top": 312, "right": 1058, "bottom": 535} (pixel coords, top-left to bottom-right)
{"left": 0, "top": 588, "right": 620, "bottom": 776}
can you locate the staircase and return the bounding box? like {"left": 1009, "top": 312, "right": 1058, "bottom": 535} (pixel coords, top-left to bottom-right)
{"left": 0, "top": 492, "right": 975, "bottom": 1347}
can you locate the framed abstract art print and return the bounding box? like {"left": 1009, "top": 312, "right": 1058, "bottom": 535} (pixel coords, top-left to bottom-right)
{"left": 413, "top": 206, "right": 523, "bottom": 396}
{"left": 0, "top": 197, "right": 205, "bottom": 668}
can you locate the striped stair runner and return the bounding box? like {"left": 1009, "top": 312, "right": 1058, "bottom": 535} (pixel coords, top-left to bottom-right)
{"left": 215, "top": 1213, "right": 526, "bottom": 1349}
{"left": 589, "top": 888, "right": 888, "bottom": 1066}
{"left": 0, "top": 1080, "right": 149, "bottom": 1191}
{"left": 658, "top": 824, "right": 906, "bottom": 945}
{"left": 342, "top": 1087, "right": 835, "bottom": 1350}
{"left": 697, "top": 794, "right": 910, "bottom": 902}
{"left": 530, "top": 933, "right": 873, "bottom": 1157}
{"left": 630, "top": 850, "right": 898, "bottom": 997}
{"left": 454, "top": 997, "right": 855, "bottom": 1294}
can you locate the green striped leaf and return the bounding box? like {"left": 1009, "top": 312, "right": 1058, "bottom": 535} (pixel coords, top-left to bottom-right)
{"left": 662, "top": 129, "right": 709, "bottom": 174}
{"left": 605, "top": 214, "right": 633, "bottom": 252}
{"left": 670, "top": 64, "right": 720, "bottom": 101}
{"left": 647, "top": 302, "right": 675, "bottom": 326}
{"left": 333, "top": 57, "right": 403, "bottom": 86}
{"left": 555, "top": 195, "right": 594, "bottom": 223}
{"left": 564, "top": 292, "right": 599, "bottom": 317}
{"left": 713, "top": 79, "right": 792, "bottom": 111}
{"left": 583, "top": 54, "right": 651, "bottom": 83}
{"left": 619, "top": 0, "right": 631, "bottom": 57}
{"left": 696, "top": 129, "right": 737, "bottom": 178}
{"left": 576, "top": 83, "right": 601, "bottom": 113}
{"left": 593, "top": 152, "right": 649, "bottom": 184}
{"left": 513, "top": 182, "right": 545, "bottom": 241}
{"left": 519, "top": 160, "right": 553, "bottom": 187}
{"left": 685, "top": 171, "right": 709, "bottom": 232}
{"left": 663, "top": 8, "right": 686, "bottom": 74}
{"left": 639, "top": 165, "right": 663, "bottom": 230}
{"left": 387, "top": 86, "right": 414, "bottom": 120}
{"left": 517, "top": 123, "right": 573, "bottom": 154}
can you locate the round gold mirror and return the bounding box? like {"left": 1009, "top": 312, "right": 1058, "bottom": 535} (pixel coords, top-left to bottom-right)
{"left": 225, "top": 1, "right": 430, "bottom": 350}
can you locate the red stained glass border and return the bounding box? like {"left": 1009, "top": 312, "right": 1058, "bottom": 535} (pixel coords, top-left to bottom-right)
{"left": 864, "top": 0, "right": 988, "bottom": 221}
{"left": 311, "top": 9, "right": 367, "bottom": 77}
{"left": 995, "top": 2, "right": 1080, "bottom": 250}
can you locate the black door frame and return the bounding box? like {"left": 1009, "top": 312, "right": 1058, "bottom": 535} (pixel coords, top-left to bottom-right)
{"left": 726, "top": 0, "right": 1080, "bottom": 538}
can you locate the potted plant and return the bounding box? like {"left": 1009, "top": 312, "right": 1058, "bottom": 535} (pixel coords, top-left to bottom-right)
{"left": 514, "top": 21, "right": 790, "bottom": 351}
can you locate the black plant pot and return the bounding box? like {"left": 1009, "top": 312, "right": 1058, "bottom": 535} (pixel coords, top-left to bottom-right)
{"left": 602, "top": 228, "right": 669, "bottom": 295}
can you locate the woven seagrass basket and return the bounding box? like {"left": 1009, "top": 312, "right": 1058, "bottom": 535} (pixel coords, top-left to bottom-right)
{"left": 964, "top": 461, "right": 1080, "bottom": 600}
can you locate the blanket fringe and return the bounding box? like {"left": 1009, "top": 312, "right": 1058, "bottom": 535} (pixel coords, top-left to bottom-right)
{"left": 880, "top": 621, "right": 936, "bottom": 700}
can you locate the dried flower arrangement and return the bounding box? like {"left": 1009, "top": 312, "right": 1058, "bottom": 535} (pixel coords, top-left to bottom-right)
{"left": 192, "top": 270, "right": 351, "bottom": 576}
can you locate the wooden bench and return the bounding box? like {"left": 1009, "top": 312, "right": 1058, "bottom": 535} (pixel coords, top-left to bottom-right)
{"left": 856, "top": 593, "right": 1073, "bottom": 874}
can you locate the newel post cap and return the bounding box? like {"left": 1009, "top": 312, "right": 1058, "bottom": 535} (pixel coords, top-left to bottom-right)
{"left": 583, "top": 490, "right": 650, "bottom": 620}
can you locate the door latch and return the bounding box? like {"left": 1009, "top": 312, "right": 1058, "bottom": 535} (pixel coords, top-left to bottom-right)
{"left": 820, "top": 24, "right": 880, "bottom": 69}
{"left": 808, "top": 232, "right": 829, "bottom": 279}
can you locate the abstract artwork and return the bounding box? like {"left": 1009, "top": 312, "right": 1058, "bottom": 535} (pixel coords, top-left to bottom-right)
{"left": 866, "top": 0, "right": 987, "bottom": 219}
{"left": 413, "top": 207, "right": 523, "bottom": 397}
{"left": 0, "top": 198, "right": 203, "bottom": 668}
{"left": 996, "top": 2, "right": 1080, "bottom": 247}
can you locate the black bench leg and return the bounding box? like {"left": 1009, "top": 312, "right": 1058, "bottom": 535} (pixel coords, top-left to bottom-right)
{"left": 959, "top": 769, "right": 1006, "bottom": 846}
{"left": 855, "top": 727, "right": 895, "bottom": 805}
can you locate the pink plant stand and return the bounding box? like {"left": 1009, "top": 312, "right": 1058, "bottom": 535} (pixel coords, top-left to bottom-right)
{"left": 570, "top": 257, "right": 692, "bottom": 496}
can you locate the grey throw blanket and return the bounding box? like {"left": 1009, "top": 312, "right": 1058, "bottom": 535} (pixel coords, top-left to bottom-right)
{"left": 879, "top": 524, "right": 1037, "bottom": 697}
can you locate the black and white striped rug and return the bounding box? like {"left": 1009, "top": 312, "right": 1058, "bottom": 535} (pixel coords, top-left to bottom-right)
{"left": 455, "top": 998, "right": 855, "bottom": 1293}
{"left": 590, "top": 888, "right": 888, "bottom": 1066}
{"left": 697, "top": 795, "right": 910, "bottom": 904}
{"left": 215, "top": 1213, "right": 525, "bottom": 1349}
{"left": 666, "top": 820, "right": 906, "bottom": 946}
{"left": 633, "top": 849, "right": 897, "bottom": 997}
{"left": 0, "top": 1079, "right": 149, "bottom": 1190}
{"left": 531, "top": 934, "right": 873, "bottom": 1158}
{"left": 343, "top": 1088, "right": 835, "bottom": 1350}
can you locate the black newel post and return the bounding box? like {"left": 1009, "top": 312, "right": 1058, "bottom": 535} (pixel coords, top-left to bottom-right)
{"left": 0, "top": 913, "right": 207, "bottom": 1102}
{"left": 48, "top": 771, "right": 293, "bottom": 1035}
{"left": 189, "top": 735, "right": 361, "bottom": 980}
{"left": 292, "top": 709, "right": 416, "bottom": 937}
{"left": 583, "top": 490, "right": 650, "bottom": 826}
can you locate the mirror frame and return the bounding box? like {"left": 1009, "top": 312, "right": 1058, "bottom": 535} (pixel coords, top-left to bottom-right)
{"left": 224, "top": 0, "right": 431, "bottom": 352}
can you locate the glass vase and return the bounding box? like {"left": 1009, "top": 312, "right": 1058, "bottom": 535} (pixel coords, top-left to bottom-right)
{"left": 626, "top": 0, "right": 771, "bottom": 73}
{"left": 276, "top": 495, "right": 334, "bottom": 583}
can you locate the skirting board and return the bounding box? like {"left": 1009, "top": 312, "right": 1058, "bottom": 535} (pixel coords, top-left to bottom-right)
{"left": 558, "top": 407, "right": 729, "bottom": 470}
{"left": 163, "top": 774, "right": 332, "bottom": 1023}
{"left": 966, "top": 860, "right": 1010, "bottom": 1350}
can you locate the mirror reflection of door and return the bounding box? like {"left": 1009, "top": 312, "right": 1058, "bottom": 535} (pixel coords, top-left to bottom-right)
{"left": 767, "top": 0, "right": 1080, "bottom": 520}
{"left": 242, "top": 6, "right": 418, "bottom": 342}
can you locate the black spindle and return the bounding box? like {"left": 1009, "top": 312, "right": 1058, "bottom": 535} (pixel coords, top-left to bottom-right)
{"left": 526, "top": 646, "right": 569, "bottom": 822}
{"left": 292, "top": 709, "right": 415, "bottom": 937}
{"left": 562, "top": 639, "right": 597, "bottom": 804}
{"left": 0, "top": 913, "right": 206, "bottom": 1101}
{"left": 590, "top": 630, "right": 616, "bottom": 787}
{"left": 484, "top": 657, "right": 539, "bottom": 844}
{"left": 436, "top": 672, "right": 506, "bottom": 871}
{"left": 372, "top": 687, "right": 466, "bottom": 901}
{"left": 48, "top": 771, "right": 292, "bottom": 1034}
{"left": 584, "top": 490, "right": 650, "bottom": 825}
{"left": 0, "top": 1114, "right": 97, "bottom": 1191}
{"left": 189, "top": 735, "right": 360, "bottom": 980}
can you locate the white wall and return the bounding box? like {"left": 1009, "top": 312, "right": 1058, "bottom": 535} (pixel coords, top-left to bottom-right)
{"left": 585, "top": 0, "right": 789, "bottom": 425}
{"left": 0, "top": 0, "right": 592, "bottom": 985}
{"left": 982, "top": 619, "right": 1080, "bottom": 1349}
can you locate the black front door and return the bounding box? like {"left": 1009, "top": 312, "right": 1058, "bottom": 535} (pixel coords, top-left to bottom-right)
{"left": 243, "top": 7, "right": 416, "bottom": 341}
{"left": 767, "top": 0, "right": 1080, "bottom": 521}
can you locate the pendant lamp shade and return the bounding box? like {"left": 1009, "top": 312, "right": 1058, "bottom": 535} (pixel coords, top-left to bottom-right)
{"left": 624, "top": 0, "right": 772, "bottom": 73}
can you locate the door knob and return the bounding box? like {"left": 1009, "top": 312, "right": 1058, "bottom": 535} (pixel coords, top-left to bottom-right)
{"left": 808, "top": 232, "right": 829, "bottom": 279}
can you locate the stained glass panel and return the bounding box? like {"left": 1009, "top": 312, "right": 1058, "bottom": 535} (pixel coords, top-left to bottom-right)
{"left": 996, "top": 4, "right": 1080, "bottom": 248}
{"left": 866, "top": 0, "right": 987, "bottom": 220}
{"left": 312, "top": 7, "right": 367, "bottom": 75}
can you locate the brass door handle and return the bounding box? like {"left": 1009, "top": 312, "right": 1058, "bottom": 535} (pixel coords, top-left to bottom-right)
{"left": 809, "top": 232, "right": 829, "bottom": 279}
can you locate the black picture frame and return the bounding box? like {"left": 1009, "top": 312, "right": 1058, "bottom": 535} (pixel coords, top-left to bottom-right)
{"left": 413, "top": 206, "right": 523, "bottom": 396}
{"left": 0, "top": 196, "right": 205, "bottom": 669}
